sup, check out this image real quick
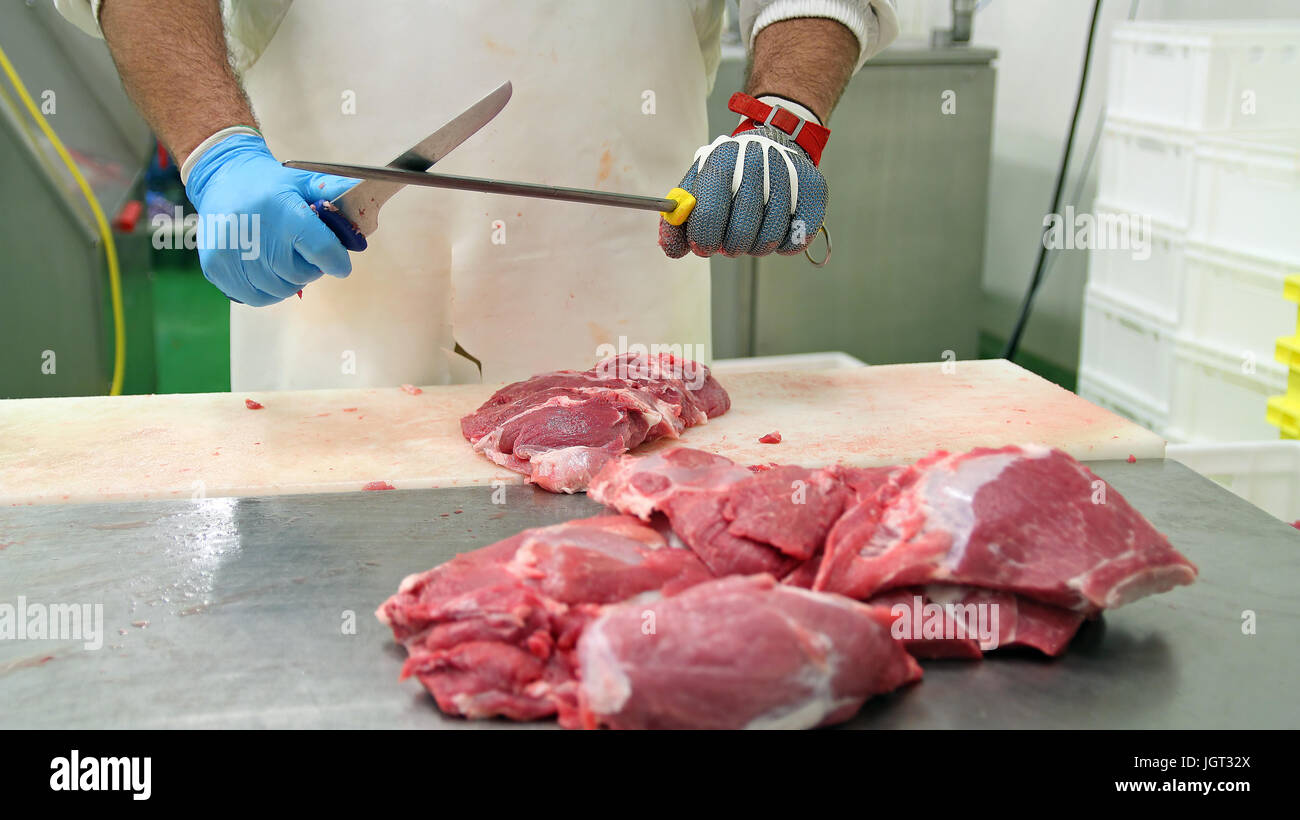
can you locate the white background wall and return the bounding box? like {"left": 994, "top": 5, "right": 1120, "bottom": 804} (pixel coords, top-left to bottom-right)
{"left": 901, "top": 0, "right": 1300, "bottom": 371}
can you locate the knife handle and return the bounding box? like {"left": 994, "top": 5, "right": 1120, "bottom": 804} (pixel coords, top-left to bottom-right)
{"left": 312, "top": 199, "right": 368, "bottom": 251}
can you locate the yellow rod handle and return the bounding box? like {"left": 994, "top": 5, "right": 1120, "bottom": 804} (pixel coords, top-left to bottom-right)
{"left": 661, "top": 187, "right": 695, "bottom": 226}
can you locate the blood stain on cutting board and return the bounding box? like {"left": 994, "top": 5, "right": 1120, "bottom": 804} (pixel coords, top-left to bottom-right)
{"left": 596, "top": 149, "right": 614, "bottom": 184}
{"left": 483, "top": 36, "right": 517, "bottom": 56}
{"left": 588, "top": 322, "right": 613, "bottom": 346}
{"left": 0, "top": 654, "right": 57, "bottom": 675}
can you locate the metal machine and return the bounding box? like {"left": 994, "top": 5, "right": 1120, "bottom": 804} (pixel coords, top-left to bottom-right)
{"left": 707, "top": 39, "right": 997, "bottom": 364}
{"left": 0, "top": 0, "right": 153, "bottom": 399}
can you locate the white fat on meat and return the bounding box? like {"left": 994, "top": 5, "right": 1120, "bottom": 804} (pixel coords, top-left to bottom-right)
{"left": 744, "top": 665, "right": 854, "bottom": 730}
{"left": 866, "top": 446, "right": 1051, "bottom": 576}
{"left": 1079, "top": 560, "right": 1196, "bottom": 609}
{"left": 526, "top": 446, "right": 611, "bottom": 493}
{"left": 575, "top": 616, "right": 634, "bottom": 716}
{"left": 744, "top": 588, "right": 854, "bottom": 730}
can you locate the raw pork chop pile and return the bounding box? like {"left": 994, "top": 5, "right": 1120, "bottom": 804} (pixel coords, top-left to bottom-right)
{"left": 460, "top": 352, "right": 730, "bottom": 493}
{"left": 379, "top": 444, "right": 1197, "bottom": 729}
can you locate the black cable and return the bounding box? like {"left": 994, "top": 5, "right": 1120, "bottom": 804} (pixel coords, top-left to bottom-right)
{"left": 1012, "top": 1, "right": 1142, "bottom": 325}
{"left": 1039, "top": 102, "right": 1106, "bottom": 283}
{"left": 1001, "top": 0, "right": 1104, "bottom": 360}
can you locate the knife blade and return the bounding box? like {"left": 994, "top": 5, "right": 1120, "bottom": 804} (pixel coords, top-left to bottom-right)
{"left": 312, "top": 81, "right": 513, "bottom": 249}
{"left": 288, "top": 160, "right": 696, "bottom": 222}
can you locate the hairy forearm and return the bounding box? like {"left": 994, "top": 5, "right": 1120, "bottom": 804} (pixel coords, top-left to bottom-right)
{"left": 746, "top": 18, "right": 859, "bottom": 124}
{"left": 99, "top": 0, "right": 257, "bottom": 163}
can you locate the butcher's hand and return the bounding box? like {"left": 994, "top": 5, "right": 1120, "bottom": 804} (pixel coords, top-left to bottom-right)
{"left": 184, "top": 133, "right": 357, "bottom": 306}
{"left": 659, "top": 116, "right": 827, "bottom": 259}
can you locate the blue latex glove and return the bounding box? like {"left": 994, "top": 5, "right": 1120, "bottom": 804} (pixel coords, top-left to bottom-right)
{"left": 184, "top": 134, "right": 357, "bottom": 306}
{"left": 659, "top": 125, "right": 827, "bottom": 259}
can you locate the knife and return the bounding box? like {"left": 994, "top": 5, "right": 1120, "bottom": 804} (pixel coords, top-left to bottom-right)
{"left": 289, "top": 163, "right": 697, "bottom": 228}
{"left": 312, "top": 81, "right": 514, "bottom": 251}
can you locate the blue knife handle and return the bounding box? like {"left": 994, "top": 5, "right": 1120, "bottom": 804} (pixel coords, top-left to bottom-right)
{"left": 312, "top": 199, "right": 368, "bottom": 251}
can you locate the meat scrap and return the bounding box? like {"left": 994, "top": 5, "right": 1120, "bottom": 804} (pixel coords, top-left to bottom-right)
{"left": 375, "top": 515, "right": 712, "bottom": 721}
{"left": 460, "top": 353, "right": 729, "bottom": 494}
{"left": 571, "top": 574, "right": 922, "bottom": 730}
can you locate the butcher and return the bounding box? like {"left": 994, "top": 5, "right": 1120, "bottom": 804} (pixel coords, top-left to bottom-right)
{"left": 55, "top": 0, "right": 899, "bottom": 389}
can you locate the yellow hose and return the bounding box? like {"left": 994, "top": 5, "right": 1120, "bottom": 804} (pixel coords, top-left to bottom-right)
{"left": 0, "top": 43, "right": 126, "bottom": 396}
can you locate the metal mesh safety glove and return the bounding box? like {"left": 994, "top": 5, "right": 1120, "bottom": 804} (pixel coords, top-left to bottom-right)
{"left": 183, "top": 133, "right": 358, "bottom": 306}
{"left": 659, "top": 93, "right": 830, "bottom": 259}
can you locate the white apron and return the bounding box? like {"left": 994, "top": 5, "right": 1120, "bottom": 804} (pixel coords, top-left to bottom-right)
{"left": 234, "top": 0, "right": 717, "bottom": 389}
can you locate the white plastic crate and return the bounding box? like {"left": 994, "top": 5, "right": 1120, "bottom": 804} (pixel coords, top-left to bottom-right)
{"left": 1108, "top": 21, "right": 1300, "bottom": 132}
{"left": 1190, "top": 131, "right": 1300, "bottom": 262}
{"left": 1080, "top": 285, "right": 1176, "bottom": 413}
{"left": 1098, "top": 116, "right": 1196, "bottom": 228}
{"left": 1181, "top": 238, "right": 1299, "bottom": 365}
{"left": 1085, "top": 200, "right": 1185, "bottom": 326}
{"left": 1166, "top": 334, "right": 1288, "bottom": 443}
{"left": 1076, "top": 369, "right": 1170, "bottom": 436}
{"left": 1167, "top": 440, "right": 1300, "bottom": 523}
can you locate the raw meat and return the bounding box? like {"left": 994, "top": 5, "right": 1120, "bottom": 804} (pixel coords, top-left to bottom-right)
{"left": 813, "top": 445, "right": 1198, "bottom": 612}
{"left": 589, "top": 447, "right": 752, "bottom": 520}
{"left": 759, "top": 431, "right": 781, "bottom": 444}
{"left": 375, "top": 515, "right": 712, "bottom": 721}
{"left": 460, "top": 353, "right": 729, "bottom": 493}
{"left": 778, "top": 466, "right": 898, "bottom": 589}
{"left": 864, "top": 588, "right": 983, "bottom": 660}
{"left": 1000, "top": 595, "right": 1089, "bottom": 656}
{"left": 589, "top": 448, "right": 849, "bottom": 576}
{"left": 721, "top": 465, "right": 851, "bottom": 560}
{"left": 869, "top": 586, "right": 1087, "bottom": 659}
{"left": 570, "top": 574, "right": 922, "bottom": 730}
{"left": 380, "top": 443, "right": 1196, "bottom": 729}
{"left": 661, "top": 492, "right": 802, "bottom": 577}
{"left": 591, "top": 444, "right": 1193, "bottom": 615}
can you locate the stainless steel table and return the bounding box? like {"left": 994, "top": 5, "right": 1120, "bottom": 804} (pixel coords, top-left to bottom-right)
{"left": 2, "top": 460, "right": 1297, "bottom": 729}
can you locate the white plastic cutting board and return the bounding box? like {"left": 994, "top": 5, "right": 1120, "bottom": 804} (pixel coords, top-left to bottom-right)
{"left": 0, "top": 360, "right": 1164, "bottom": 506}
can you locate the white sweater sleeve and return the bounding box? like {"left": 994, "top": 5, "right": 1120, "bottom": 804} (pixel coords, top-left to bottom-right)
{"left": 739, "top": 0, "right": 900, "bottom": 72}
{"left": 51, "top": 0, "right": 105, "bottom": 38}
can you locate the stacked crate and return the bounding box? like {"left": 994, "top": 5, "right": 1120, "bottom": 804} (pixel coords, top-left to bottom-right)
{"left": 1078, "top": 21, "right": 1300, "bottom": 443}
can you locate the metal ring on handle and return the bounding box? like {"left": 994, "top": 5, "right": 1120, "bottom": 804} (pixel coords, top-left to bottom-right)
{"left": 805, "top": 224, "right": 831, "bottom": 267}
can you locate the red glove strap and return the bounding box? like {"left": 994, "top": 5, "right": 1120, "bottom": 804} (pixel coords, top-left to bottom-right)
{"left": 728, "top": 92, "right": 831, "bottom": 166}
